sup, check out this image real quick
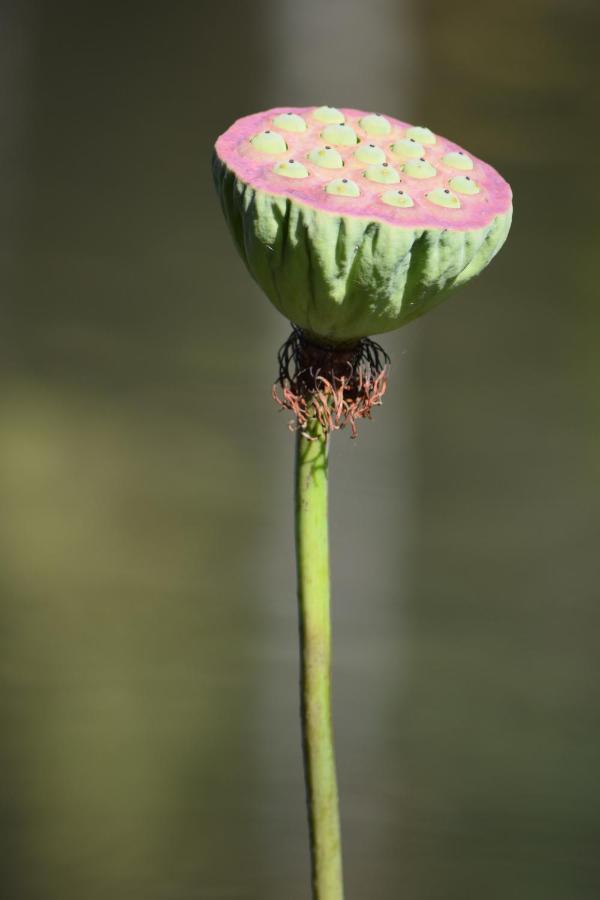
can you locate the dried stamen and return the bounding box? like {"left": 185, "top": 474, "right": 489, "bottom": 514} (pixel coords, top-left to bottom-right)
{"left": 272, "top": 326, "right": 390, "bottom": 438}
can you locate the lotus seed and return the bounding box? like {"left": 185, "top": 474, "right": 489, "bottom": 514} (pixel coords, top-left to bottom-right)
{"left": 272, "top": 112, "right": 307, "bottom": 132}
{"left": 442, "top": 151, "right": 474, "bottom": 171}
{"left": 390, "top": 139, "right": 424, "bottom": 160}
{"left": 381, "top": 188, "right": 414, "bottom": 208}
{"left": 250, "top": 130, "right": 287, "bottom": 154}
{"left": 449, "top": 175, "right": 480, "bottom": 195}
{"left": 364, "top": 163, "right": 400, "bottom": 185}
{"left": 406, "top": 126, "right": 436, "bottom": 145}
{"left": 273, "top": 159, "right": 310, "bottom": 179}
{"left": 313, "top": 106, "right": 345, "bottom": 124}
{"left": 359, "top": 114, "right": 392, "bottom": 136}
{"left": 308, "top": 146, "right": 344, "bottom": 169}
{"left": 426, "top": 187, "right": 461, "bottom": 208}
{"left": 325, "top": 178, "right": 360, "bottom": 197}
{"left": 321, "top": 124, "right": 358, "bottom": 146}
{"left": 402, "top": 158, "right": 437, "bottom": 179}
{"left": 354, "top": 144, "right": 386, "bottom": 165}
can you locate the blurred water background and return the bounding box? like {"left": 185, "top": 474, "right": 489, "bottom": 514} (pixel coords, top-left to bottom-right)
{"left": 1, "top": 1, "right": 599, "bottom": 898}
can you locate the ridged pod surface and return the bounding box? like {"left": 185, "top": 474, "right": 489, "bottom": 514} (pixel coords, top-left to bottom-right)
{"left": 213, "top": 106, "right": 512, "bottom": 344}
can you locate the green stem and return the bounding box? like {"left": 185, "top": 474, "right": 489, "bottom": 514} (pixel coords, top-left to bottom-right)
{"left": 295, "top": 416, "right": 344, "bottom": 900}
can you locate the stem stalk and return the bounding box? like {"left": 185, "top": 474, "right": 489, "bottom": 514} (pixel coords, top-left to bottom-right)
{"left": 294, "top": 416, "right": 344, "bottom": 900}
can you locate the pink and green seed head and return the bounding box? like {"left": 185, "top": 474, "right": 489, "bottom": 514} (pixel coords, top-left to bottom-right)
{"left": 213, "top": 106, "right": 512, "bottom": 343}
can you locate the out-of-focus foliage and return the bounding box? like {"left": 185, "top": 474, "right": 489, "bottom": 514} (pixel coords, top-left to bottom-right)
{"left": 1, "top": 1, "right": 599, "bottom": 898}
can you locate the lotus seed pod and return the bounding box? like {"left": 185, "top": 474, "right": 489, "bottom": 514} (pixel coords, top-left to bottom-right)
{"left": 313, "top": 105, "right": 345, "bottom": 124}
{"left": 390, "top": 138, "right": 424, "bottom": 160}
{"left": 354, "top": 143, "right": 387, "bottom": 165}
{"left": 402, "top": 158, "right": 437, "bottom": 179}
{"left": 272, "top": 112, "right": 307, "bottom": 132}
{"left": 443, "top": 150, "right": 473, "bottom": 171}
{"left": 320, "top": 123, "right": 358, "bottom": 146}
{"left": 406, "top": 125, "right": 436, "bottom": 145}
{"left": 307, "top": 145, "right": 344, "bottom": 169}
{"left": 213, "top": 106, "right": 513, "bottom": 343}
{"left": 359, "top": 113, "right": 392, "bottom": 136}
{"left": 250, "top": 130, "right": 287, "bottom": 154}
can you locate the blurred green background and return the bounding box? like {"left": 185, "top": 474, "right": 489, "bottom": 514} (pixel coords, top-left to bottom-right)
{"left": 1, "top": 1, "right": 599, "bottom": 898}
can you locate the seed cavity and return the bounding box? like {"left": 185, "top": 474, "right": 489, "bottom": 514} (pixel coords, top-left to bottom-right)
{"left": 320, "top": 123, "right": 358, "bottom": 146}
{"left": 390, "top": 139, "right": 424, "bottom": 160}
{"left": 364, "top": 163, "right": 400, "bottom": 185}
{"left": 442, "top": 151, "right": 474, "bottom": 171}
{"left": 426, "top": 187, "right": 461, "bottom": 209}
{"left": 250, "top": 130, "right": 287, "bottom": 154}
{"left": 313, "top": 105, "right": 345, "bottom": 124}
{"left": 406, "top": 126, "right": 436, "bottom": 145}
{"left": 449, "top": 175, "right": 480, "bottom": 195}
{"left": 325, "top": 178, "right": 360, "bottom": 197}
{"left": 401, "top": 158, "right": 437, "bottom": 179}
{"left": 359, "top": 113, "right": 392, "bottom": 136}
{"left": 307, "top": 146, "right": 344, "bottom": 169}
{"left": 381, "top": 189, "right": 414, "bottom": 209}
{"left": 273, "top": 159, "right": 309, "bottom": 179}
